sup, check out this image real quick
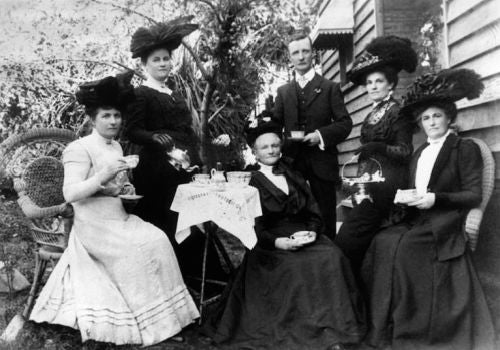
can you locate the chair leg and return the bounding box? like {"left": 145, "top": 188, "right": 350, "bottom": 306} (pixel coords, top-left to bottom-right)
{"left": 22, "top": 252, "right": 48, "bottom": 319}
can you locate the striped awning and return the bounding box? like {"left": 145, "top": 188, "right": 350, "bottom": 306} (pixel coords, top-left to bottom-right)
{"left": 311, "top": 0, "right": 354, "bottom": 50}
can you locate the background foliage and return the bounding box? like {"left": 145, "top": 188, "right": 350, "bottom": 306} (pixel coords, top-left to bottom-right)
{"left": 0, "top": 0, "right": 320, "bottom": 167}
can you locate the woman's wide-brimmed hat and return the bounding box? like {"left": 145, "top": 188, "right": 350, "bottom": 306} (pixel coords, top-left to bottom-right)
{"left": 75, "top": 70, "right": 135, "bottom": 111}
{"left": 348, "top": 35, "right": 417, "bottom": 85}
{"left": 245, "top": 111, "right": 283, "bottom": 147}
{"left": 130, "top": 16, "right": 198, "bottom": 59}
{"left": 401, "top": 68, "right": 484, "bottom": 118}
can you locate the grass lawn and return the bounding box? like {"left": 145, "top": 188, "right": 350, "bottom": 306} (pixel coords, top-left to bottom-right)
{"left": 1, "top": 191, "right": 499, "bottom": 349}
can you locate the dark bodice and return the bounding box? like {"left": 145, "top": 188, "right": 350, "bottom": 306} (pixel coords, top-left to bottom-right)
{"left": 249, "top": 164, "right": 322, "bottom": 249}
{"left": 357, "top": 98, "right": 413, "bottom": 191}
{"left": 124, "top": 86, "right": 200, "bottom": 163}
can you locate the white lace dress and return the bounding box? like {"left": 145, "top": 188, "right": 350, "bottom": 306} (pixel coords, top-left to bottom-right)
{"left": 30, "top": 131, "right": 199, "bottom": 346}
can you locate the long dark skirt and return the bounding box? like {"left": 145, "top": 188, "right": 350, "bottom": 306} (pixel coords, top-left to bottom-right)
{"left": 214, "top": 235, "right": 366, "bottom": 350}
{"left": 362, "top": 219, "right": 496, "bottom": 350}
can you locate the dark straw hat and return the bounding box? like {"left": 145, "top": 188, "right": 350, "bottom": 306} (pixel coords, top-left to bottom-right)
{"left": 401, "top": 68, "right": 484, "bottom": 119}
{"left": 75, "top": 70, "right": 135, "bottom": 111}
{"left": 348, "top": 35, "right": 417, "bottom": 86}
{"left": 130, "top": 16, "right": 198, "bottom": 59}
{"left": 245, "top": 111, "right": 283, "bottom": 147}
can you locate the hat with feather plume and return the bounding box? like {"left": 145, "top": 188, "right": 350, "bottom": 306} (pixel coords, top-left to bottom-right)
{"left": 244, "top": 110, "right": 283, "bottom": 147}
{"left": 401, "top": 68, "right": 484, "bottom": 119}
{"left": 75, "top": 70, "right": 135, "bottom": 112}
{"left": 348, "top": 35, "right": 418, "bottom": 85}
{"left": 130, "top": 16, "right": 199, "bottom": 59}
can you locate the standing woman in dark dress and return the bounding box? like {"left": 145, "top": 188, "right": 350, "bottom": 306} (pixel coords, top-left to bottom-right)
{"left": 362, "top": 68, "right": 496, "bottom": 350}
{"left": 124, "top": 18, "right": 200, "bottom": 241}
{"left": 214, "top": 117, "right": 366, "bottom": 350}
{"left": 335, "top": 36, "right": 417, "bottom": 272}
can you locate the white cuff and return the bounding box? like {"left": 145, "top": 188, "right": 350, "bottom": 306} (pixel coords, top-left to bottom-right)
{"left": 315, "top": 130, "right": 325, "bottom": 151}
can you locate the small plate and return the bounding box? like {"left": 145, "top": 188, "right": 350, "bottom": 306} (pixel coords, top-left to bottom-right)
{"left": 119, "top": 194, "right": 143, "bottom": 201}
{"left": 290, "top": 231, "right": 315, "bottom": 245}
{"left": 288, "top": 136, "right": 305, "bottom": 142}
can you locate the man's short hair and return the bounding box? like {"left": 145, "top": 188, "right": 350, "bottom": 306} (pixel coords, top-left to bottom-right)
{"left": 287, "top": 31, "right": 313, "bottom": 49}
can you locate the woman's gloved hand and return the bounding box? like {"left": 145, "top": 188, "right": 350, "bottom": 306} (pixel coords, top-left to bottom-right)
{"left": 354, "top": 142, "right": 386, "bottom": 157}
{"left": 152, "top": 133, "right": 174, "bottom": 149}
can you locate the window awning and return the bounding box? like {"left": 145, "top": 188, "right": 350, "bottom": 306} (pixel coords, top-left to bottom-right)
{"left": 311, "top": 0, "right": 354, "bottom": 50}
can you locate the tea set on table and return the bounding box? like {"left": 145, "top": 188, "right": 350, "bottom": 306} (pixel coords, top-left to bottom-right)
{"left": 191, "top": 168, "right": 252, "bottom": 191}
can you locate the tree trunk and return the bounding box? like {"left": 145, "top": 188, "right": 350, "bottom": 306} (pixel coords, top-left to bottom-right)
{"left": 199, "top": 82, "right": 214, "bottom": 167}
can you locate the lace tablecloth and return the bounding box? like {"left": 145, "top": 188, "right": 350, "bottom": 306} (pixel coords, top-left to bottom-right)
{"left": 171, "top": 183, "right": 262, "bottom": 249}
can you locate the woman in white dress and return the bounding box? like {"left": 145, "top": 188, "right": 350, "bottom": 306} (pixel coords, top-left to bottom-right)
{"left": 29, "top": 72, "right": 199, "bottom": 346}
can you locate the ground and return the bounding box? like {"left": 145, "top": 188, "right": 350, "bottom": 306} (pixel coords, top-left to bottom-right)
{"left": 1, "top": 191, "right": 499, "bottom": 350}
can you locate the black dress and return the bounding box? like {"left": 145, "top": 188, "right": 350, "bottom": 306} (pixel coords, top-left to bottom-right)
{"left": 124, "top": 86, "right": 222, "bottom": 278}
{"left": 361, "top": 135, "right": 496, "bottom": 350}
{"left": 336, "top": 97, "right": 413, "bottom": 272}
{"left": 124, "top": 86, "right": 200, "bottom": 237}
{"left": 214, "top": 162, "right": 366, "bottom": 350}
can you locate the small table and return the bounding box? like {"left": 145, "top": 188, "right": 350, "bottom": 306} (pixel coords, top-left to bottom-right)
{"left": 171, "top": 183, "right": 261, "bottom": 320}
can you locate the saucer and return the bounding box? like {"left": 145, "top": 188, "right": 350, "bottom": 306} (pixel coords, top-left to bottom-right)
{"left": 190, "top": 182, "right": 211, "bottom": 187}
{"left": 119, "top": 194, "right": 143, "bottom": 200}
{"left": 290, "top": 231, "right": 315, "bottom": 245}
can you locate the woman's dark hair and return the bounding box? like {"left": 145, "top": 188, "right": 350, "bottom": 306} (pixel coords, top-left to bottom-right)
{"left": 413, "top": 100, "right": 457, "bottom": 123}
{"left": 86, "top": 105, "right": 122, "bottom": 120}
{"left": 140, "top": 47, "right": 172, "bottom": 65}
{"left": 364, "top": 65, "right": 399, "bottom": 89}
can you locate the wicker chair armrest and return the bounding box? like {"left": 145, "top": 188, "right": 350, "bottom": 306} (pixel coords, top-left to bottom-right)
{"left": 465, "top": 208, "right": 483, "bottom": 252}
{"left": 17, "top": 193, "right": 69, "bottom": 219}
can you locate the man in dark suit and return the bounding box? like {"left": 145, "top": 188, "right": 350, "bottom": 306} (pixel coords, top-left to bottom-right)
{"left": 273, "top": 32, "right": 352, "bottom": 239}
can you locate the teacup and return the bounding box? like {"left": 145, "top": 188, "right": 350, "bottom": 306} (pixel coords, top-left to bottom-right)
{"left": 290, "top": 130, "right": 305, "bottom": 139}
{"left": 192, "top": 173, "right": 211, "bottom": 185}
{"left": 123, "top": 155, "right": 139, "bottom": 168}
{"left": 394, "top": 189, "right": 422, "bottom": 204}
{"left": 226, "top": 171, "right": 251, "bottom": 186}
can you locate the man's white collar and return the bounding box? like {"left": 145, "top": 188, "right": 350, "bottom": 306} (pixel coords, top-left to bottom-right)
{"left": 295, "top": 68, "right": 315, "bottom": 83}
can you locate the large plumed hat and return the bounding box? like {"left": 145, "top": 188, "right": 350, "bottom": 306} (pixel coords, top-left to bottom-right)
{"left": 245, "top": 111, "right": 283, "bottom": 147}
{"left": 130, "top": 16, "right": 199, "bottom": 59}
{"left": 75, "top": 70, "right": 135, "bottom": 111}
{"left": 401, "top": 68, "right": 484, "bottom": 117}
{"left": 348, "top": 35, "right": 417, "bottom": 85}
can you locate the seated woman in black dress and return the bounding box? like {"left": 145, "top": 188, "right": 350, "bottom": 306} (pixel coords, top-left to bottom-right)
{"left": 362, "top": 69, "right": 496, "bottom": 350}
{"left": 214, "top": 117, "right": 366, "bottom": 350}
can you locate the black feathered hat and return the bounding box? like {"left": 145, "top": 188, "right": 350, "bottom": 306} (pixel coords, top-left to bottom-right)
{"left": 75, "top": 70, "right": 135, "bottom": 112}
{"left": 348, "top": 35, "right": 417, "bottom": 86}
{"left": 401, "top": 68, "right": 484, "bottom": 120}
{"left": 130, "top": 16, "right": 198, "bottom": 59}
{"left": 245, "top": 111, "right": 283, "bottom": 147}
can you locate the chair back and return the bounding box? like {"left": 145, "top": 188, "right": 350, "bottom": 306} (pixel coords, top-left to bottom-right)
{"left": 464, "top": 137, "right": 496, "bottom": 251}
{"left": 16, "top": 156, "right": 72, "bottom": 250}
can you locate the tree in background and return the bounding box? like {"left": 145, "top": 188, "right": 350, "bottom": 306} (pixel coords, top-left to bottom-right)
{"left": 0, "top": 0, "right": 320, "bottom": 167}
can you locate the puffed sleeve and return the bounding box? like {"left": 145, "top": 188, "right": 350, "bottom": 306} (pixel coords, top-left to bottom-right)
{"left": 385, "top": 108, "right": 414, "bottom": 163}
{"left": 124, "top": 89, "right": 156, "bottom": 145}
{"left": 62, "top": 142, "right": 102, "bottom": 203}
{"left": 434, "top": 139, "right": 483, "bottom": 209}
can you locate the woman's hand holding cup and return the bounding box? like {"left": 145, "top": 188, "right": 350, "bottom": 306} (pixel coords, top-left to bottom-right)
{"left": 97, "top": 159, "right": 128, "bottom": 185}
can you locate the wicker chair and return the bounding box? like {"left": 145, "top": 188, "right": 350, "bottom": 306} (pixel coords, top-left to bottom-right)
{"left": 464, "top": 137, "right": 496, "bottom": 251}
{"left": 0, "top": 128, "right": 75, "bottom": 342}
{"left": 16, "top": 156, "right": 74, "bottom": 319}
